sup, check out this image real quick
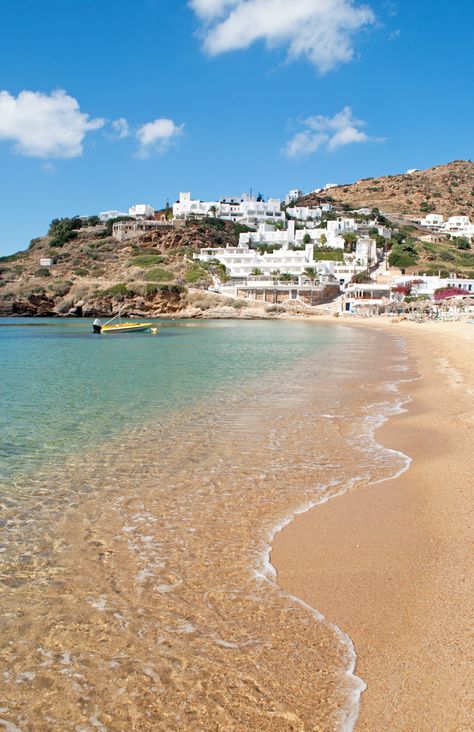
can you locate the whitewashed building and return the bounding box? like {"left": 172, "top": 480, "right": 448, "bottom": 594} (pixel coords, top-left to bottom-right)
{"left": 129, "top": 204, "right": 155, "bottom": 219}
{"left": 172, "top": 191, "right": 284, "bottom": 225}
{"left": 286, "top": 206, "right": 322, "bottom": 222}
{"left": 239, "top": 221, "right": 345, "bottom": 250}
{"left": 393, "top": 275, "right": 474, "bottom": 296}
{"left": 100, "top": 210, "right": 128, "bottom": 222}
{"left": 285, "top": 188, "right": 304, "bottom": 205}
{"left": 442, "top": 216, "right": 474, "bottom": 237}
{"left": 419, "top": 214, "right": 474, "bottom": 238}
{"left": 419, "top": 214, "right": 444, "bottom": 229}
{"left": 194, "top": 238, "right": 316, "bottom": 280}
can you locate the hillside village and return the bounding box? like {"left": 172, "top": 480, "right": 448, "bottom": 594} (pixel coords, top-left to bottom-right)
{"left": 1, "top": 160, "right": 474, "bottom": 318}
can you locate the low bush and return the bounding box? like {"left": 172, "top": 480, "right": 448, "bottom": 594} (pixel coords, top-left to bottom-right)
{"left": 51, "top": 281, "right": 73, "bottom": 296}
{"left": 0, "top": 252, "right": 22, "bottom": 263}
{"left": 185, "top": 263, "right": 210, "bottom": 284}
{"left": 145, "top": 283, "right": 185, "bottom": 296}
{"left": 313, "top": 249, "right": 344, "bottom": 261}
{"left": 98, "top": 283, "right": 129, "bottom": 298}
{"left": 145, "top": 267, "right": 174, "bottom": 282}
{"left": 34, "top": 268, "right": 51, "bottom": 277}
{"left": 74, "top": 267, "right": 90, "bottom": 277}
{"left": 130, "top": 254, "right": 166, "bottom": 267}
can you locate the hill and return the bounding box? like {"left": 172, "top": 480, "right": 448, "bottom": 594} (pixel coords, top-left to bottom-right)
{"left": 300, "top": 160, "right": 474, "bottom": 218}
{"left": 0, "top": 217, "right": 251, "bottom": 317}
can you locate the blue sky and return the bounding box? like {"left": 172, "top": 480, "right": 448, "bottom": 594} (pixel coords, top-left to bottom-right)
{"left": 0, "top": 0, "right": 473, "bottom": 255}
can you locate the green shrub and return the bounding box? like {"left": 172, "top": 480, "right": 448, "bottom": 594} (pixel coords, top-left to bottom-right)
{"left": 313, "top": 249, "right": 344, "bottom": 261}
{"left": 440, "top": 251, "right": 455, "bottom": 262}
{"left": 34, "top": 268, "right": 51, "bottom": 277}
{"left": 0, "top": 252, "right": 22, "bottom": 263}
{"left": 146, "top": 283, "right": 184, "bottom": 296}
{"left": 145, "top": 267, "right": 174, "bottom": 282}
{"left": 74, "top": 267, "right": 90, "bottom": 277}
{"left": 185, "top": 263, "right": 210, "bottom": 284}
{"left": 388, "top": 251, "right": 418, "bottom": 268}
{"left": 99, "top": 283, "right": 129, "bottom": 298}
{"left": 130, "top": 254, "right": 166, "bottom": 267}
{"left": 48, "top": 217, "right": 82, "bottom": 247}
{"left": 453, "top": 237, "right": 471, "bottom": 250}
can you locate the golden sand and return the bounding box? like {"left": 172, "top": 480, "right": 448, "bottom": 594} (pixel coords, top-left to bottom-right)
{"left": 273, "top": 319, "right": 474, "bottom": 731}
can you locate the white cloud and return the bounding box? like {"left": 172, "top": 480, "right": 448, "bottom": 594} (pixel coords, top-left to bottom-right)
{"left": 190, "top": 0, "right": 239, "bottom": 17}
{"left": 0, "top": 89, "right": 105, "bottom": 158}
{"left": 110, "top": 117, "right": 130, "bottom": 139}
{"left": 284, "top": 106, "right": 382, "bottom": 157}
{"left": 189, "top": 0, "right": 375, "bottom": 73}
{"left": 136, "top": 118, "right": 184, "bottom": 157}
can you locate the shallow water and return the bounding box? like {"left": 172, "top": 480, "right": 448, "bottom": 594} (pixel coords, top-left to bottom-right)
{"left": 0, "top": 319, "right": 409, "bottom": 731}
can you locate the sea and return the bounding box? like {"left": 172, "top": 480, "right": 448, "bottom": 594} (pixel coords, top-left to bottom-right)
{"left": 0, "top": 317, "right": 410, "bottom": 731}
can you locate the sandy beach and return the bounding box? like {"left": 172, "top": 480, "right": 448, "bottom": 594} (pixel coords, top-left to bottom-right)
{"left": 272, "top": 318, "right": 474, "bottom": 730}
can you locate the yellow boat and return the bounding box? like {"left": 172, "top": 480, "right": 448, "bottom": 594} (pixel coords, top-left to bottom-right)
{"left": 101, "top": 321, "right": 154, "bottom": 334}
{"left": 93, "top": 310, "right": 156, "bottom": 334}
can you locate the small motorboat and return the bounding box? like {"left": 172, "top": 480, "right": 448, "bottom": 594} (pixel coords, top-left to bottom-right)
{"left": 93, "top": 311, "right": 156, "bottom": 334}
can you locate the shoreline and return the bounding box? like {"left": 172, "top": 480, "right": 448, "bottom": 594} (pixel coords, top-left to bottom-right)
{"left": 272, "top": 319, "right": 474, "bottom": 730}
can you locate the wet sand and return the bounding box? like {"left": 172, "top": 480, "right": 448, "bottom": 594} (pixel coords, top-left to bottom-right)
{"left": 273, "top": 319, "right": 474, "bottom": 731}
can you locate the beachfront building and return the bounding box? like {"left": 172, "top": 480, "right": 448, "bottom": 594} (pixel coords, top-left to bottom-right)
{"left": 194, "top": 237, "right": 316, "bottom": 281}
{"left": 392, "top": 274, "right": 474, "bottom": 296}
{"left": 172, "top": 191, "right": 284, "bottom": 225}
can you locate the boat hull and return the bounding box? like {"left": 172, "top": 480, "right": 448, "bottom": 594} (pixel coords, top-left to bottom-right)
{"left": 100, "top": 323, "right": 154, "bottom": 334}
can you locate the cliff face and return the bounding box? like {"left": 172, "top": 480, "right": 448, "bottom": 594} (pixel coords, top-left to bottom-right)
{"left": 0, "top": 219, "right": 241, "bottom": 317}
{"left": 300, "top": 160, "right": 474, "bottom": 218}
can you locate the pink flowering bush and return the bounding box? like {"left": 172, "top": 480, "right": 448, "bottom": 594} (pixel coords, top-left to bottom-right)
{"left": 433, "top": 287, "right": 466, "bottom": 301}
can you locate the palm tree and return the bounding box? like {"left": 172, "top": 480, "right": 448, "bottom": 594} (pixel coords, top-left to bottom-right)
{"left": 279, "top": 272, "right": 295, "bottom": 283}
{"left": 209, "top": 205, "right": 218, "bottom": 219}
{"left": 250, "top": 267, "right": 264, "bottom": 276}
{"left": 303, "top": 266, "right": 317, "bottom": 284}
{"left": 342, "top": 232, "right": 358, "bottom": 252}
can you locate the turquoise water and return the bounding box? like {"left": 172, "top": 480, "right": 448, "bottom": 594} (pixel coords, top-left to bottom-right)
{"left": 0, "top": 316, "right": 410, "bottom": 731}
{"left": 0, "top": 317, "right": 345, "bottom": 486}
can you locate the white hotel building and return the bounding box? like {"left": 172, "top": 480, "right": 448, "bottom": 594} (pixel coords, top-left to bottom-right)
{"left": 173, "top": 192, "right": 285, "bottom": 226}
{"left": 194, "top": 240, "right": 316, "bottom": 280}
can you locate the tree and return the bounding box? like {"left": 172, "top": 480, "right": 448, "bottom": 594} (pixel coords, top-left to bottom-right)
{"left": 303, "top": 267, "right": 317, "bottom": 283}
{"left": 342, "top": 232, "right": 358, "bottom": 252}
{"left": 303, "top": 233, "right": 311, "bottom": 244}
{"left": 279, "top": 272, "right": 295, "bottom": 283}
{"left": 388, "top": 250, "right": 418, "bottom": 269}
{"left": 250, "top": 267, "right": 263, "bottom": 276}
{"left": 209, "top": 205, "right": 218, "bottom": 219}
{"left": 453, "top": 236, "right": 471, "bottom": 250}
{"left": 320, "top": 233, "right": 327, "bottom": 246}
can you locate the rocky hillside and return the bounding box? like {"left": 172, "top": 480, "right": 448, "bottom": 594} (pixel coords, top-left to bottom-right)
{"left": 0, "top": 217, "right": 250, "bottom": 317}
{"left": 300, "top": 160, "right": 474, "bottom": 218}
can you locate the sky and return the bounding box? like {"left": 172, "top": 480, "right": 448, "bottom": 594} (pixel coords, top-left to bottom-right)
{"left": 0, "top": 0, "right": 473, "bottom": 255}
